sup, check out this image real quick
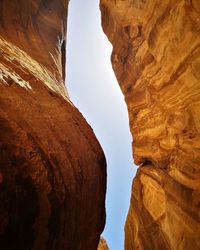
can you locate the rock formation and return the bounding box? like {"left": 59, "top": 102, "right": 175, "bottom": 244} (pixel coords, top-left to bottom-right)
{"left": 0, "top": 1, "right": 106, "bottom": 249}
{"left": 100, "top": 0, "right": 200, "bottom": 249}
{"left": 98, "top": 237, "right": 109, "bottom": 250}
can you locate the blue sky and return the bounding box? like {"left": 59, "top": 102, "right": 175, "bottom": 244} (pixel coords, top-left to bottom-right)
{"left": 67, "top": 1, "right": 136, "bottom": 249}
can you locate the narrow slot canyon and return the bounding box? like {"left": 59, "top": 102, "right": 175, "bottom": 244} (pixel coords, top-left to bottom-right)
{"left": 67, "top": 1, "right": 135, "bottom": 249}
{"left": 0, "top": 0, "right": 200, "bottom": 250}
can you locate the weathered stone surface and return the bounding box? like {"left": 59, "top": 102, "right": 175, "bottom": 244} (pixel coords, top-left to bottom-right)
{"left": 100, "top": 0, "right": 200, "bottom": 249}
{"left": 0, "top": 1, "right": 106, "bottom": 249}
{"left": 98, "top": 237, "right": 109, "bottom": 250}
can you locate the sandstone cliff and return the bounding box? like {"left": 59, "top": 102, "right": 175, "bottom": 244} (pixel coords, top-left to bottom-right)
{"left": 0, "top": 1, "right": 106, "bottom": 249}
{"left": 100, "top": 0, "right": 200, "bottom": 249}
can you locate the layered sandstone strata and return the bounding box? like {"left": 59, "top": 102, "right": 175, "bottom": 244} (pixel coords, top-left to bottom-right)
{"left": 100, "top": 0, "right": 200, "bottom": 249}
{"left": 0, "top": 1, "right": 106, "bottom": 249}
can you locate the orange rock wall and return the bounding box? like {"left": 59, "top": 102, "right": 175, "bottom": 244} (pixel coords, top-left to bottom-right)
{"left": 98, "top": 237, "right": 109, "bottom": 250}
{"left": 100, "top": 0, "right": 200, "bottom": 249}
{"left": 0, "top": 1, "right": 106, "bottom": 249}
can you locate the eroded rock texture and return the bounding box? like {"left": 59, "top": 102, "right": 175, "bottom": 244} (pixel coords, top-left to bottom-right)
{"left": 0, "top": 1, "right": 106, "bottom": 249}
{"left": 98, "top": 237, "right": 109, "bottom": 250}
{"left": 100, "top": 0, "right": 200, "bottom": 249}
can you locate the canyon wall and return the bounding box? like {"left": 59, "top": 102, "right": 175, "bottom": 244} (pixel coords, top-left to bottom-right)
{"left": 100, "top": 0, "right": 200, "bottom": 249}
{"left": 0, "top": 1, "right": 106, "bottom": 249}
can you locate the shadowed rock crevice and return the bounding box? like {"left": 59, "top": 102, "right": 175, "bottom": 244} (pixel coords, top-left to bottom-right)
{"left": 61, "top": 39, "right": 66, "bottom": 81}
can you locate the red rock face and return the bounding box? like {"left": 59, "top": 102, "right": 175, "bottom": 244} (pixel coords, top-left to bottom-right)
{"left": 100, "top": 0, "right": 200, "bottom": 249}
{"left": 0, "top": 1, "right": 106, "bottom": 249}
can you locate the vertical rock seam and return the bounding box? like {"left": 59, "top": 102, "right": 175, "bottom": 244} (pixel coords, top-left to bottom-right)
{"left": 100, "top": 0, "right": 200, "bottom": 249}
{"left": 0, "top": 1, "right": 106, "bottom": 250}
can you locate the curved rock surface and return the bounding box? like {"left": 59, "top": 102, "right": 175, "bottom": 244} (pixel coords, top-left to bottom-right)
{"left": 0, "top": 1, "right": 106, "bottom": 249}
{"left": 100, "top": 0, "right": 200, "bottom": 249}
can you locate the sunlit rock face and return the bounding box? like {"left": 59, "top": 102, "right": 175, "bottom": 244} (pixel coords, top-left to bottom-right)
{"left": 98, "top": 237, "right": 109, "bottom": 250}
{"left": 0, "top": 1, "right": 106, "bottom": 249}
{"left": 100, "top": 0, "right": 200, "bottom": 249}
